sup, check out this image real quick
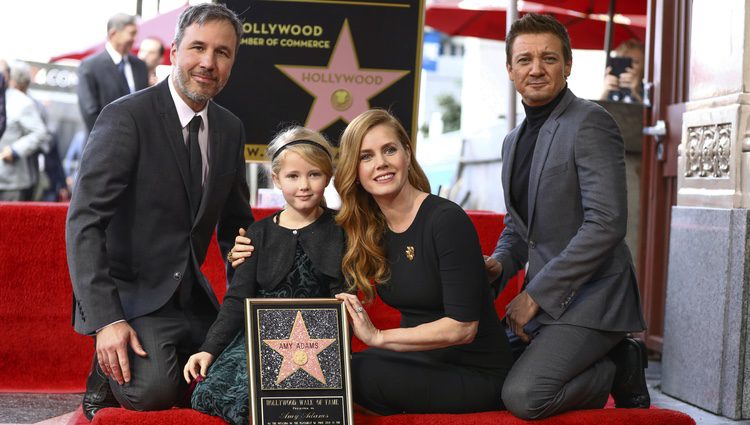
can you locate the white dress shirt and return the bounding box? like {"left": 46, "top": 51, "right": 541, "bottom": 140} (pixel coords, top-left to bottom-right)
{"left": 168, "top": 76, "right": 209, "bottom": 185}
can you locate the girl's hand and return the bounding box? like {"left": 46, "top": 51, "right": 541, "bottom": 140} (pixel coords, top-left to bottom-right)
{"left": 183, "top": 352, "right": 216, "bottom": 383}
{"left": 335, "top": 293, "right": 383, "bottom": 348}
{"left": 228, "top": 228, "right": 254, "bottom": 269}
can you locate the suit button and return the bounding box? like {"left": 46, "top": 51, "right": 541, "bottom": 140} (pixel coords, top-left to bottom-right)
{"left": 529, "top": 240, "right": 536, "bottom": 249}
{"left": 173, "top": 272, "right": 182, "bottom": 281}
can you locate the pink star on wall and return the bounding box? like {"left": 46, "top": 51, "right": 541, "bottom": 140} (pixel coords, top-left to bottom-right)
{"left": 276, "top": 20, "right": 410, "bottom": 131}
{"left": 263, "top": 311, "right": 336, "bottom": 385}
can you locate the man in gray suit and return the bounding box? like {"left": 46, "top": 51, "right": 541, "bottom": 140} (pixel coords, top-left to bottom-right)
{"left": 77, "top": 13, "right": 149, "bottom": 133}
{"left": 66, "top": 4, "right": 253, "bottom": 419}
{"left": 486, "top": 13, "right": 648, "bottom": 419}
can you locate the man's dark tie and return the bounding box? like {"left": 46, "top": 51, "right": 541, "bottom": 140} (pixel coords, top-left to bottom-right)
{"left": 117, "top": 59, "right": 129, "bottom": 92}
{"left": 188, "top": 115, "right": 203, "bottom": 216}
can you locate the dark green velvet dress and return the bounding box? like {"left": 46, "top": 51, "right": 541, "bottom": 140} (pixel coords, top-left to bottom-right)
{"left": 190, "top": 209, "right": 344, "bottom": 425}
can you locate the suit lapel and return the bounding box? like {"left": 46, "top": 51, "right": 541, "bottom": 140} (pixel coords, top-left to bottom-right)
{"left": 526, "top": 89, "right": 575, "bottom": 233}
{"left": 102, "top": 52, "right": 130, "bottom": 95}
{"left": 155, "top": 80, "right": 192, "bottom": 204}
{"left": 128, "top": 54, "right": 148, "bottom": 91}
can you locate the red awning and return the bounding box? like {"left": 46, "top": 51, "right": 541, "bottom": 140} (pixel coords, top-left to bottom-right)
{"left": 425, "top": 0, "right": 646, "bottom": 50}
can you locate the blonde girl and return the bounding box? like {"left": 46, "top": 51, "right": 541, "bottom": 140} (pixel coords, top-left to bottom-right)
{"left": 184, "top": 127, "right": 345, "bottom": 425}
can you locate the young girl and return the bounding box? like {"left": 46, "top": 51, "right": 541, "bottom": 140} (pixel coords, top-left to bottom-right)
{"left": 184, "top": 127, "right": 344, "bottom": 425}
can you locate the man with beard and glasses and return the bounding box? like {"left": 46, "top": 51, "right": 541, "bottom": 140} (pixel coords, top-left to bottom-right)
{"left": 66, "top": 3, "right": 253, "bottom": 420}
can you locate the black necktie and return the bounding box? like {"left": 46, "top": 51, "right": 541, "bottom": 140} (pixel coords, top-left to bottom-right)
{"left": 188, "top": 115, "right": 203, "bottom": 216}
{"left": 118, "top": 59, "right": 130, "bottom": 92}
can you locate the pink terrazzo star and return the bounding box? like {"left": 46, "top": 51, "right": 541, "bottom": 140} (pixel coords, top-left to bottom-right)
{"left": 263, "top": 311, "right": 336, "bottom": 385}
{"left": 276, "top": 19, "right": 410, "bottom": 131}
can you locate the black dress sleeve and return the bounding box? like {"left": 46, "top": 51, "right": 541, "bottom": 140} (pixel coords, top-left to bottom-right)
{"left": 199, "top": 228, "right": 261, "bottom": 356}
{"left": 432, "top": 205, "right": 485, "bottom": 323}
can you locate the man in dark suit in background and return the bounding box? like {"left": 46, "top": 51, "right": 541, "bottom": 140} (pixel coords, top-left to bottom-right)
{"left": 66, "top": 4, "right": 253, "bottom": 420}
{"left": 77, "top": 13, "right": 149, "bottom": 133}
{"left": 485, "top": 13, "right": 649, "bottom": 419}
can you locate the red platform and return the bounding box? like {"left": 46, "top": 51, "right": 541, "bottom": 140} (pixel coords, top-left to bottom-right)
{"left": 0, "top": 202, "right": 693, "bottom": 425}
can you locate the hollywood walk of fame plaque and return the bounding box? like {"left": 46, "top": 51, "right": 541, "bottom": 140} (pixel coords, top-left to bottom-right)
{"left": 245, "top": 299, "right": 353, "bottom": 425}
{"left": 217, "top": 0, "right": 424, "bottom": 162}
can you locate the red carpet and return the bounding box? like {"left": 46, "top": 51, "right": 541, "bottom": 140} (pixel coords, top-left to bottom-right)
{"left": 0, "top": 203, "right": 91, "bottom": 392}
{"left": 3, "top": 203, "right": 693, "bottom": 425}
{"left": 73, "top": 404, "right": 695, "bottom": 425}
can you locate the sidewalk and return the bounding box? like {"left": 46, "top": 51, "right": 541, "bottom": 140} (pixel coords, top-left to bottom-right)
{"left": 0, "top": 361, "right": 746, "bottom": 425}
{"left": 645, "top": 362, "right": 750, "bottom": 425}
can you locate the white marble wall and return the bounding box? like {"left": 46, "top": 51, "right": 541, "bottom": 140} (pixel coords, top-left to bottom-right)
{"left": 689, "top": 0, "right": 746, "bottom": 101}
{"left": 663, "top": 0, "right": 750, "bottom": 418}
{"left": 676, "top": 0, "right": 750, "bottom": 208}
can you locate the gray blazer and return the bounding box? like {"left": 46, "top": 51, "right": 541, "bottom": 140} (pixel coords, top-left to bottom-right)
{"left": 491, "top": 89, "right": 646, "bottom": 333}
{"left": 66, "top": 79, "right": 253, "bottom": 336}
{"left": 77, "top": 50, "right": 149, "bottom": 132}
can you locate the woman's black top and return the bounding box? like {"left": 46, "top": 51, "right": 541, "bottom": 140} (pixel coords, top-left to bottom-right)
{"left": 377, "top": 195, "right": 512, "bottom": 378}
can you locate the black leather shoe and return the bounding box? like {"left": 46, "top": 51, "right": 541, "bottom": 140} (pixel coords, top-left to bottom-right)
{"left": 609, "top": 337, "right": 651, "bottom": 408}
{"left": 82, "top": 358, "right": 120, "bottom": 421}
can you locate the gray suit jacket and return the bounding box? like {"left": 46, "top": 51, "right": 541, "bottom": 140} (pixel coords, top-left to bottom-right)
{"left": 66, "top": 79, "right": 253, "bottom": 336}
{"left": 492, "top": 89, "right": 646, "bottom": 333}
{"left": 77, "top": 50, "right": 149, "bottom": 132}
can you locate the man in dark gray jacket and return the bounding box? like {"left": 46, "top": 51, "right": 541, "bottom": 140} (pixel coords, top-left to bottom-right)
{"left": 486, "top": 13, "right": 648, "bottom": 419}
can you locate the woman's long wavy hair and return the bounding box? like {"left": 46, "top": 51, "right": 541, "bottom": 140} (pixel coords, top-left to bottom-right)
{"left": 267, "top": 126, "right": 334, "bottom": 208}
{"left": 334, "top": 109, "right": 430, "bottom": 302}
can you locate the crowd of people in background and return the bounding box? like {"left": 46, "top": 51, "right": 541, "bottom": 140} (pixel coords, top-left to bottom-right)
{"left": 0, "top": 12, "right": 167, "bottom": 203}
{"left": 0, "top": 8, "right": 645, "bottom": 206}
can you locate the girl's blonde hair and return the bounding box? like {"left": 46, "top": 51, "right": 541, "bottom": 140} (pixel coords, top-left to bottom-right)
{"left": 267, "top": 126, "right": 334, "bottom": 207}
{"left": 334, "top": 109, "right": 430, "bottom": 302}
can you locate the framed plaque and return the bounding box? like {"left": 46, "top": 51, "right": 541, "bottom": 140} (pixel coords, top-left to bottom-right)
{"left": 245, "top": 298, "right": 353, "bottom": 425}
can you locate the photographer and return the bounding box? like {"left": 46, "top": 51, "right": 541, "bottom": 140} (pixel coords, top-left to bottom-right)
{"left": 601, "top": 39, "right": 645, "bottom": 103}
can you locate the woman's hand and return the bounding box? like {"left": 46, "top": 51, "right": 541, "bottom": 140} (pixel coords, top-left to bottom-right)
{"left": 183, "top": 351, "right": 216, "bottom": 383}
{"left": 228, "top": 228, "right": 254, "bottom": 269}
{"left": 335, "top": 293, "right": 383, "bottom": 348}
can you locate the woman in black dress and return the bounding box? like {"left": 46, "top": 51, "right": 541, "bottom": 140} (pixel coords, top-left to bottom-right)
{"left": 333, "top": 109, "right": 513, "bottom": 414}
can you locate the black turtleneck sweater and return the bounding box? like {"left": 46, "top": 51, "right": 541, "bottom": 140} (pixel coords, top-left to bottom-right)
{"left": 510, "top": 87, "right": 568, "bottom": 225}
